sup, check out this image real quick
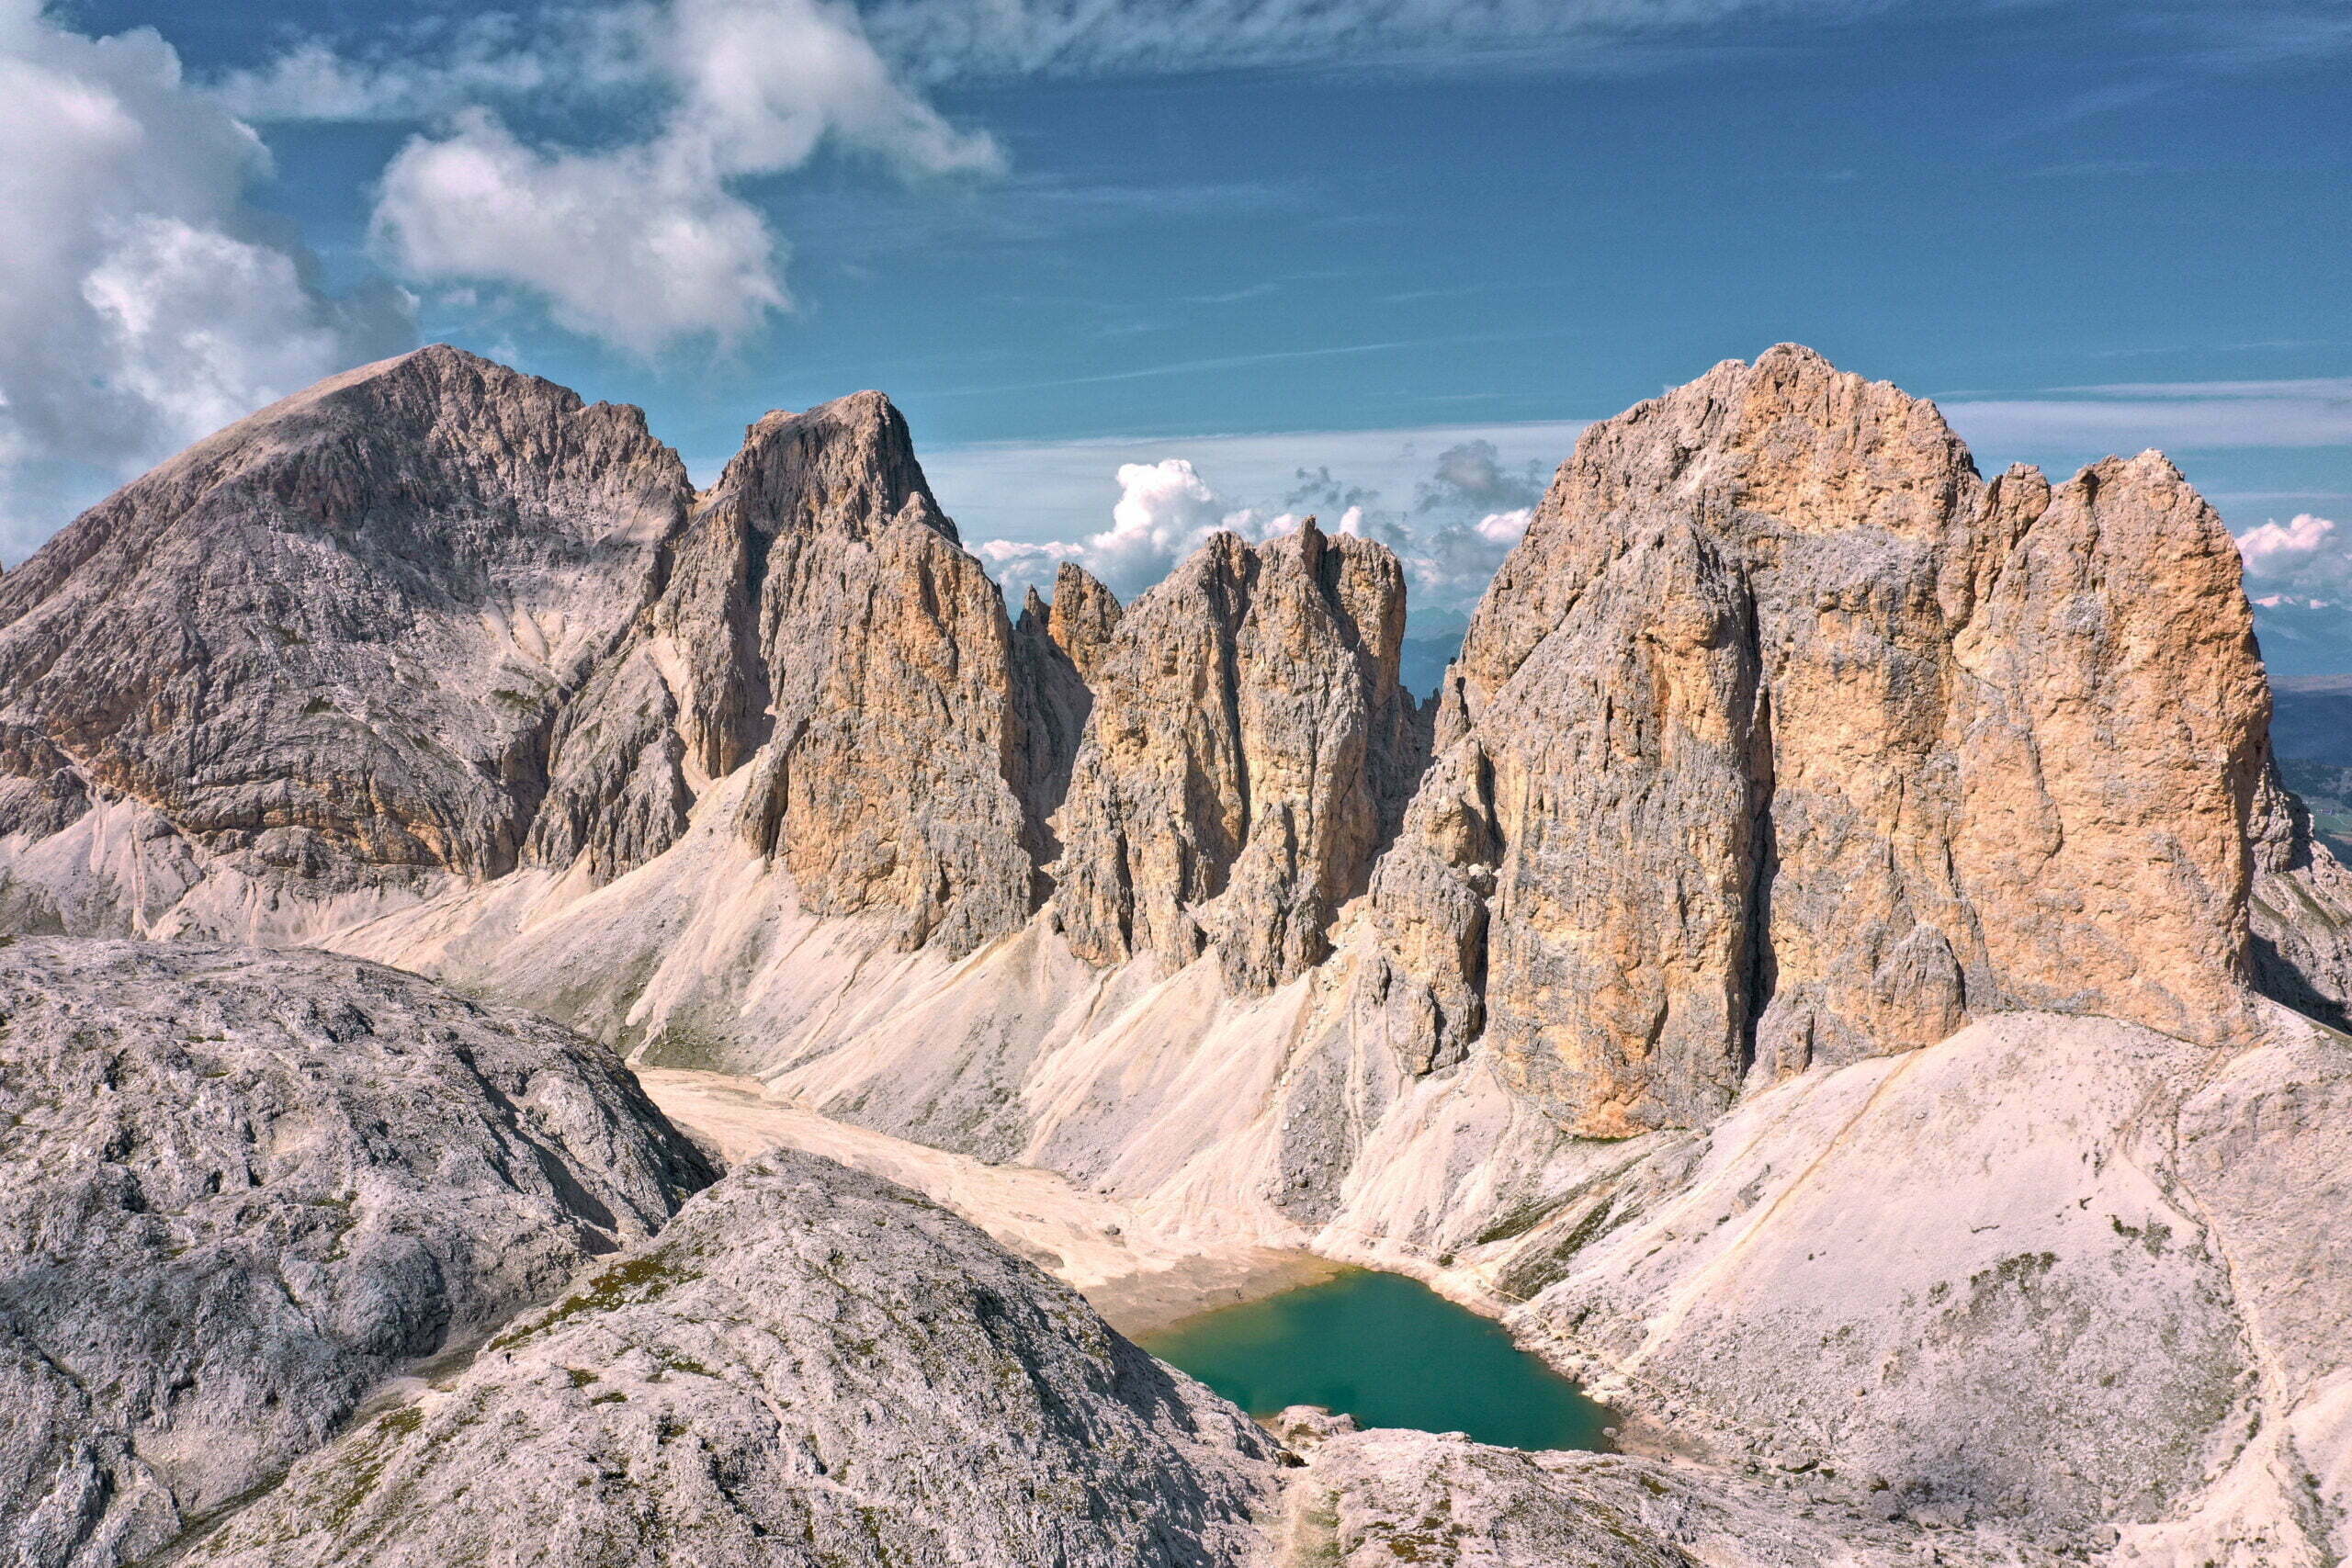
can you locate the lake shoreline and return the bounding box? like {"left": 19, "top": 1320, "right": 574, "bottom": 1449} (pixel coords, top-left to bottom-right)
{"left": 639, "top": 1067, "right": 1349, "bottom": 1338}
{"left": 1093, "top": 1250, "right": 1353, "bottom": 1340}
{"left": 1138, "top": 1267, "right": 1615, "bottom": 1451}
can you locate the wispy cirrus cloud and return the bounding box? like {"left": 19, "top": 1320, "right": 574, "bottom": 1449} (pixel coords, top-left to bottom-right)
{"left": 860, "top": 0, "right": 1932, "bottom": 81}
{"left": 854, "top": 0, "right": 2352, "bottom": 83}
{"left": 211, "top": 12, "right": 641, "bottom": 121}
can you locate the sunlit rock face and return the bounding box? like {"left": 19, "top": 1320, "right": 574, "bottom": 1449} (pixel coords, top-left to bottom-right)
{"left": 2, "top": 339, "right": 2345, "bottom": 1142}
{"left": 1363, "top": 344, "right": 2273, "bottom": 1134}
{"left": 0, "top": 342, "right": 2350, "bottom": 1568}
{"left": 1051, "top": 519, "right": 1429, "bottom": 992}
{"left": 559, "top": 389, "right": 1042, "bottom": 955}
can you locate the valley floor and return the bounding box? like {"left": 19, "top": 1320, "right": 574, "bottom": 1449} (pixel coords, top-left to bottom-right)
{"left": 639, "top": 1068, "right": 1344, "bottom": 1337}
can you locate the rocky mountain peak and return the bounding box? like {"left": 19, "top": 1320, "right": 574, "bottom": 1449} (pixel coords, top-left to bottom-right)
{"left": 525, "top": 386, "right": 1043, "bottom": 952}
{"left": 1370, "top": 344, "right": 2272, "bottom": 1135}
{"left": 1052, "top": 521, "right": 1428, "bottom": 991}
{"left": 0, "top": 344, "right": 690, "bottom": 927}
{"left": 0, "top": 342, "right": 2338, "bottom": 1152}
{"left": 700, "top": 390, "right": 949, "bottom": 546}
{"left": 1046, "top": 561, "right": 1123, "bottom": 676}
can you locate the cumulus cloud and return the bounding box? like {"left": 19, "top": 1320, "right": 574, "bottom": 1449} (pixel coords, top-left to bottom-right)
{"left": 1417, "top": 436, "right": 1548, "bottom": 514}
{"left": 237, "top": 0, "right": 1001, "bottom": 354}
{"left": 2238, "top": 513, "right": 2350, "bottom": 607}
{"left": 973, "top": 437, "right": 1553, "bottom": 622}
{"left": 376, "top": 109, "right": 793, "bottom": 352}
{"left": 0, "top": 0, "right": 413, "bottom": 549}
{"left": 978, "top": 458, "right": 1297, "bottom": 602}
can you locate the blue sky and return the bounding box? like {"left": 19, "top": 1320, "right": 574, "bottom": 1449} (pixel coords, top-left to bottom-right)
{"left": 6, "top": 0, "right": 2350, "bottom": 657}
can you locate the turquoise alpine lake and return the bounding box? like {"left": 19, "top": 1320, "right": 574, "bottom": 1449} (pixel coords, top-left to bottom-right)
{"left": 1139, "top": 1267, "right": 1612, "bottom": 1451}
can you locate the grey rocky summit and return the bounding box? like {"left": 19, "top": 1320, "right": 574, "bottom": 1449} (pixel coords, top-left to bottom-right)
{"left": 0, "top": 938, "right": 711, "bottom": 1568}
{"left": 0, "top": 348, "right": 1098, "bottom": 958}
{"left": 0, "top": 345, "right": 687, "bottom": 939}
{"left": 175, "top": 1150, "right": 1280, "bottom": 1568}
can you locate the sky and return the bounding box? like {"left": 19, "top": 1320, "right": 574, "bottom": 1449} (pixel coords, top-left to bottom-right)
{"left": 5, "top": 0, "right": 2349, "bottom": 665}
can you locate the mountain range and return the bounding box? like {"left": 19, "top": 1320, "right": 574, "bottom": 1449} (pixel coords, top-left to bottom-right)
{"left": 2, "top": 342, "right": 2348, "bottom": 1567}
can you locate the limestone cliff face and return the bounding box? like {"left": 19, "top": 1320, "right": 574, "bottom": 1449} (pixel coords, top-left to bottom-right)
{"left": 0, "top": 344, "right": 687, "bottom": 919}
{"left": 1365, "top": 346, "right": 2271, "bottom": 1135}
{"left": 0, "top": 357, "right": 1050, "bottom": 954}
{"left": 1051, "top": 521, "right": 1428, "bottom": 991}
{"left": 537, "top": 393, "right": 1040, "bottom": 955}
{"left": 722, "top": 398, "right": 1038, "bottom": 953}
{"left": 0, "top": 341, "right": 2337, "bottom": 1140}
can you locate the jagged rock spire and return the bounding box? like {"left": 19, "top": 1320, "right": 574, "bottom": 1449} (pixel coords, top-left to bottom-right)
{"left": 1051, "top": 518, "right": 1429, "bottom": 992}
{"left": 539, "top": 390, "right": 1039, "bottom": 953}
{"left": 1009, "top": 565, "right": 1118, "bottom": 874}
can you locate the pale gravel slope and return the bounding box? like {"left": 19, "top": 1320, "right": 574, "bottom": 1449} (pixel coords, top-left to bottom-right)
{"left": 1457, "top": 1009, "right": 2352, "bottom": 1567}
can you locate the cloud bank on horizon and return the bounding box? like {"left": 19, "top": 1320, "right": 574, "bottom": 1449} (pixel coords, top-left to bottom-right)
{"left": 971, "top": 434, "right": 1544, "bottom": 620}
{"left": 952, "top": 378, "right": 2352, "bottom": 633}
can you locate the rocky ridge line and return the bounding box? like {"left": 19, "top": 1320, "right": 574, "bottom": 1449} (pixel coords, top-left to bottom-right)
{"left": 174, "top": 1149, "right": 1281, "bottom": 1568}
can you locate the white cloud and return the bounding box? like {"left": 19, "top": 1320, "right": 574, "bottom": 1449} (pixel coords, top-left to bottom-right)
{"left": 377, "top": 109, "right": 790, "bottom": 352}
{"left": 978, "top": 457, "right": 1294, "bottom": 602}
{"left": 964, "top": 428, "right": 1572, "bottom": 623}
{"left": 273, "top": 0, "right": 1004, "bottom": 354}
{"left": 0, "top": 0, "right": 413, "bottom": 551}
{"left": 2238, "top": 513, "right": 2349, "bottom": 608}
{"left": 1475, "top": 506, "right": 1533, "bottom": 544}
{"left": 927, "top": 419, "right": 1585, "bottom": 540}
